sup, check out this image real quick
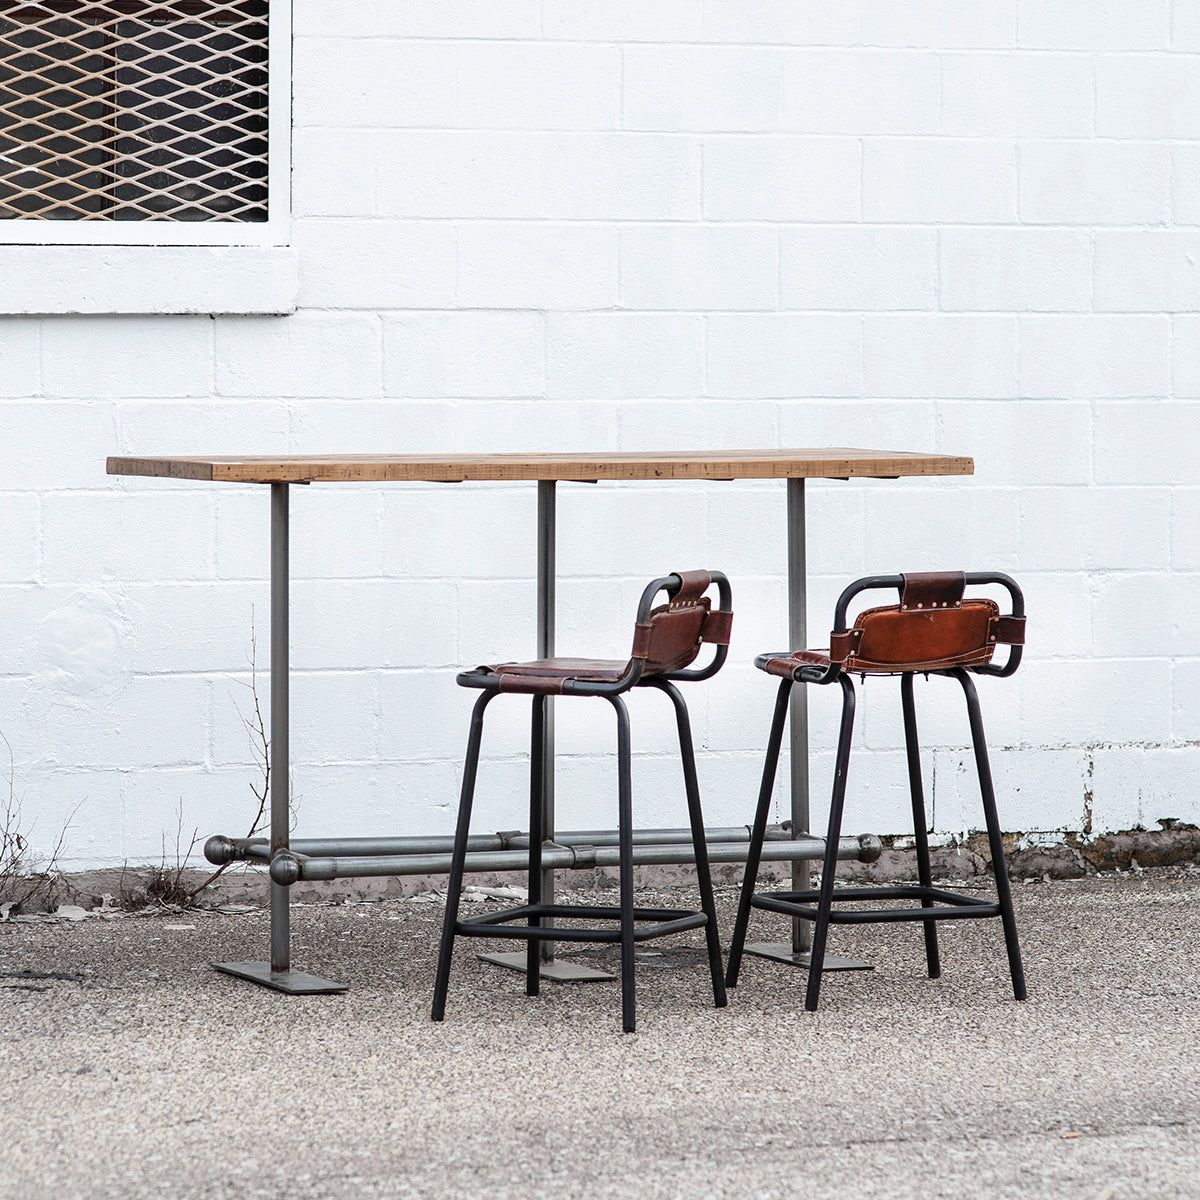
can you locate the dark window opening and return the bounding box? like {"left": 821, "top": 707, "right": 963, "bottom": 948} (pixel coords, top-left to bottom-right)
{"left": 0, "top": 0, "right": 268, "bottom": 222}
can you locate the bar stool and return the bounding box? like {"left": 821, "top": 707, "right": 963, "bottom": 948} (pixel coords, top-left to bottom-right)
{"left": 432, "top": 570, "right": 733, "bottom": 1033}
{"left": 726, "top": 571, "right": 1027, "bottom": 1011}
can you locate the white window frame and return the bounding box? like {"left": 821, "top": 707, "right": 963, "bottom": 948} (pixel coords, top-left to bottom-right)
{"left": 0, "top": 0, "right": 291, "bottom": 247}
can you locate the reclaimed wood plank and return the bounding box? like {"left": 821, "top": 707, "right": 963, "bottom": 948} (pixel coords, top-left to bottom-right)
{"left": 108, "top": 449, "right": 973, "bottom": 485}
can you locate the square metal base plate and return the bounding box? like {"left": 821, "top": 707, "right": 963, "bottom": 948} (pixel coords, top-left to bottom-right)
{"left": 213, "top": 961, "right": 348, "bottom": 994}
{"left": 744, "top": 943, "right": 874, "bottom": 972}
{"left": 478, "top": 950, "right": 616, "bottom": 982}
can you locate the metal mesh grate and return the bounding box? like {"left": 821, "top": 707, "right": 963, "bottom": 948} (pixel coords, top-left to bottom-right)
{"left": 0, "top": 0, "right": 268, "bottom": 221}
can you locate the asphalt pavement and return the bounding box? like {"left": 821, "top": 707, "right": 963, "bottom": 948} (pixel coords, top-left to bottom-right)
{"left": 2, "top": 870, "right": 1198, "bottom": 1200}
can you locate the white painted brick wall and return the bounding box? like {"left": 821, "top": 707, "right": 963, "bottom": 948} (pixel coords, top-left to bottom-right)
{"left": 702, "top": 1, "right": 857, "bottom": 46}
{"left": 1175, "top": 2, "right": 1200, "bottom": 50}
{"left": 296, "top": 221, "right": 457, "bottom": 310}
{"left": 863, "top": 138, "right": 1018, "bottom": 223}
{"left": 941, "top": 53, "right": 1094, "bottom": 137}
{"left": 1019, "top": 316, "right": 1170, "bottom": 399}
{"left": 782, "top": 51, "right": 941, "bottom": 134}
{"left": 459, "top": 223, "right": 618, "bottom": 311}
{"left": 940, "top": 228, "right": 1092, "bottom": 312}
{"left": 623, "top": 46, "right": 782, "bottom": 132}
{"left": 863, "top": 315, "right": 1017, "bottom": 399}
{"left": 1019, "top": 142, "right": 1171, "bottom": 225}
{"left": 0, "top": 495, "right": 39, "bottom": 584}
{"left": 543, "top": 1, "right": 703, "bottom": 44}
{"left": 383, "top": 312, "right": 546, "bottom": 399}
{"left": 1095, "top": 233, "right": 1200, "bottom": 312}
{"left": 0, "top": 321, "right": 40, "bottom": 398}
{"left": 621, "top": 225, "right": 778, "bottom": 311}
{"left": 703, "top": 136, "right": 860, "bottom": 221}
{"left": 940, "top": 400, "right": 1090, "bottom": 486}
{"left": 3, "top": 6, "right": 1199, "bottom": 871}
{"left": 780, "top": 227, "right": 938, "bottom": 311}
{"left": 1017, "top": 0, "right": 1170, "bottom": 51}
{"left": 543, "top": 134, "right": 702, "bottom": 220}
{"left": 1174, "top": 318, "right": 1200, "bottom": 395}
{"left": 1097, "top": 55, "right": 1200, "bottom": 138}
{"left": 1174, "top": 490, "right": 1200, "bottom": 568}
{"left": 548, "top": 314, "right": 704, "bottom": 398}
{"left": 707, "top": 315, "right": 862, "bottom": 397}
{"left": 862, "top": 1, "right": 1015, "bottom": 50}
{"left": 216, "top": 313, "right": 382, "bottom": 399}
{"left": 42, "top": 316, "right": 212, "bottom": 400}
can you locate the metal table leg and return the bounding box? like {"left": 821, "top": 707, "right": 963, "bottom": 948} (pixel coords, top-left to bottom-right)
{"left": 480, "top": 480, "right": 614, "bottom": 983}
{"left": 745, "top": 478, "right": 871, "bottom": 974}
{"left": 214, "top": 482, "right": 346, "bottom": 994}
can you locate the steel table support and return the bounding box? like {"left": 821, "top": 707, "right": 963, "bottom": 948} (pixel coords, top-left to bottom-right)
{"left": 537, "top": 480, "right": 556, "bottom": 954}
{"left": 213, "top": 483, "right": 347, "bottom": 994}
{"left": 789, "top": 476, "right": 811, "bottom": 955}
{"left": 479, "top": 480, "right": 615, "bottom": 982}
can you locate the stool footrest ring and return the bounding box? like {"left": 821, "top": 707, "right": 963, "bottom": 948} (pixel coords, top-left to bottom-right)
{"left": 457, "top": 902, "right": 708, "bottom": 943}
{"left": 752, "top": 885, "right": 1002, "bottom": 925}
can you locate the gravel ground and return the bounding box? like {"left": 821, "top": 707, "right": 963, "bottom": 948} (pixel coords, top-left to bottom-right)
{"left": 2, "top": 871, "right": 1199, "bottom": 1200}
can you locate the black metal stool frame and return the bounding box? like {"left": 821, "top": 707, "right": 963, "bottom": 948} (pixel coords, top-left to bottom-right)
{"left": 432, "top": 572, "right": 731, "bottom": 1033}
{"left": 726, "top": 571, "right": 1027, "bottom": 1012}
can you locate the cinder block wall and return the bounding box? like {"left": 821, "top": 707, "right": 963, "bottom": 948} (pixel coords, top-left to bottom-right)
{"left": 2, "top": 1, "right": 1198, "bottom": 868}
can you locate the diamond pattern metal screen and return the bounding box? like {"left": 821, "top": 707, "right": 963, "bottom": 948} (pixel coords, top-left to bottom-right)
{"left": 0, "top": 0, "right": 268, "bottom": 221}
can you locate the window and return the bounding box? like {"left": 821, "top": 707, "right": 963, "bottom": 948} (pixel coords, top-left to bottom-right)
{"left": 0, "top": 0, "right": 288, "bottom": 245}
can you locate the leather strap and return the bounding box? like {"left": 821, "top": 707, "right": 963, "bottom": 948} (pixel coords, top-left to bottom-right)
{"left": 900, "top": 571, "right": 965, "bottom": 612}
{"left": 631, "top": 622, "right": 653, "bottom": 660}
{"left": 497, "top": 673, "right": 564, "bottom": 695}
{"left": 829, "top": 628, "right": 863, "bottom": 664}
{"left": 700, "top": 609, "right": 732, "bottom": 646}
{"left": 670, "top": 569, "right": 712, "bottom": 606}
{"left": 991, "top": 614, "right": 1026, "bottom": 645}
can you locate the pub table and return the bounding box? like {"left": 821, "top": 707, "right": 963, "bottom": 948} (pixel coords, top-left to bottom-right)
{"left": 106, "top": 450, "right": 973, "bottom": 992}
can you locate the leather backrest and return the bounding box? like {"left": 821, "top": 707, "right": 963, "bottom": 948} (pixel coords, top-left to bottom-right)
{"left": 830, "top": 572, "right": 1024, "bottom": 675}
{"left": 630, "top": 570, "right": 732, "bottom": 676}
{"left": 846, "top": 598, "right": 1001, "bottom": 673}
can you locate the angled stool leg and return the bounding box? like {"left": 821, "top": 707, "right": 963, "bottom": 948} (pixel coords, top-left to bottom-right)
{"left": 806, "top": 674, "right": 857, "bottom": 1012}
{"left": 432, "top": 690, "right": 494, "bottom": 1021}
{"left": 526, "top": 694, "right": 546, "bottom": 996}
{"left": 610, "top": 694, "right": 637, "bottom": 1033}
{"left": 901, "top": 672, "right": 941, "bottom": 980}
{"left": 657, "top": 680, "right": 726, "bottom": 1008}
{"left": 726, "top": 678, "right": 792, "bottom": 987}
{"left": 954, "top": 668, "right": 1026, "bottom": 1002}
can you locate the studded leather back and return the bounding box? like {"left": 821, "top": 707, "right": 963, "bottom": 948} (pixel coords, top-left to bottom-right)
{"left": 831, "top": 572, "right": 1024, "bottom": 675}
{"left": 631, "top": 570, "right": 733, "bottom": 676}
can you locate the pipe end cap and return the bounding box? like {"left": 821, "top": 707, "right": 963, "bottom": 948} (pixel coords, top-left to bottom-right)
{"left": 269, "top": 852, "right": 301, "bottom": 887}
{"left": 204, "top": 835, "right": 237, "bottom": 865}
{"left": 857, "top": 834, "right": 884, "bottom": 864}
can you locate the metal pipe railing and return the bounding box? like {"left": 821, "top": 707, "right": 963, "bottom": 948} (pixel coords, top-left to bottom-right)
{"left": 207, "top": 823, "right": 817, "bottom": 865}
{"left": 207, "top": 826, "right": 883, "bottom": 888}
{"left": 263, "top": 834, "right": 880, "bottom": 885}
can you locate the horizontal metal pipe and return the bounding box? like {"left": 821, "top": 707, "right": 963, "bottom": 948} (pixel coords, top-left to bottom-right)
{"left": 504, "top": 825, "right": 800, "bottom": 850}
{"left": 270, "top": 835, "right": 878, "bottom": 885}
{"left": 243, "top": 835, "right": 510, "bottom": 859}
{"left": 209, "top": 824, "right": 804, "bottom": 866}
{"left": 214, "top": 834, "right": 510, "bottom": 863}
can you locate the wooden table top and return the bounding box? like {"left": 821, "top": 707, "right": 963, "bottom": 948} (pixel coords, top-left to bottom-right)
{"left": 106, "top": 449, "right": 973, "bottom": 485}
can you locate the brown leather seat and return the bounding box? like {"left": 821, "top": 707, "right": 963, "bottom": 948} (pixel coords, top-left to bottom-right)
{"left": 727, "top": 570, "right": 1028, "bottom": 1013}
{"left": 433, "top": 570, "right": 733, "bottom": 1034}
{"left": 477, "top": 658, "right": 628, "bottom": 690}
